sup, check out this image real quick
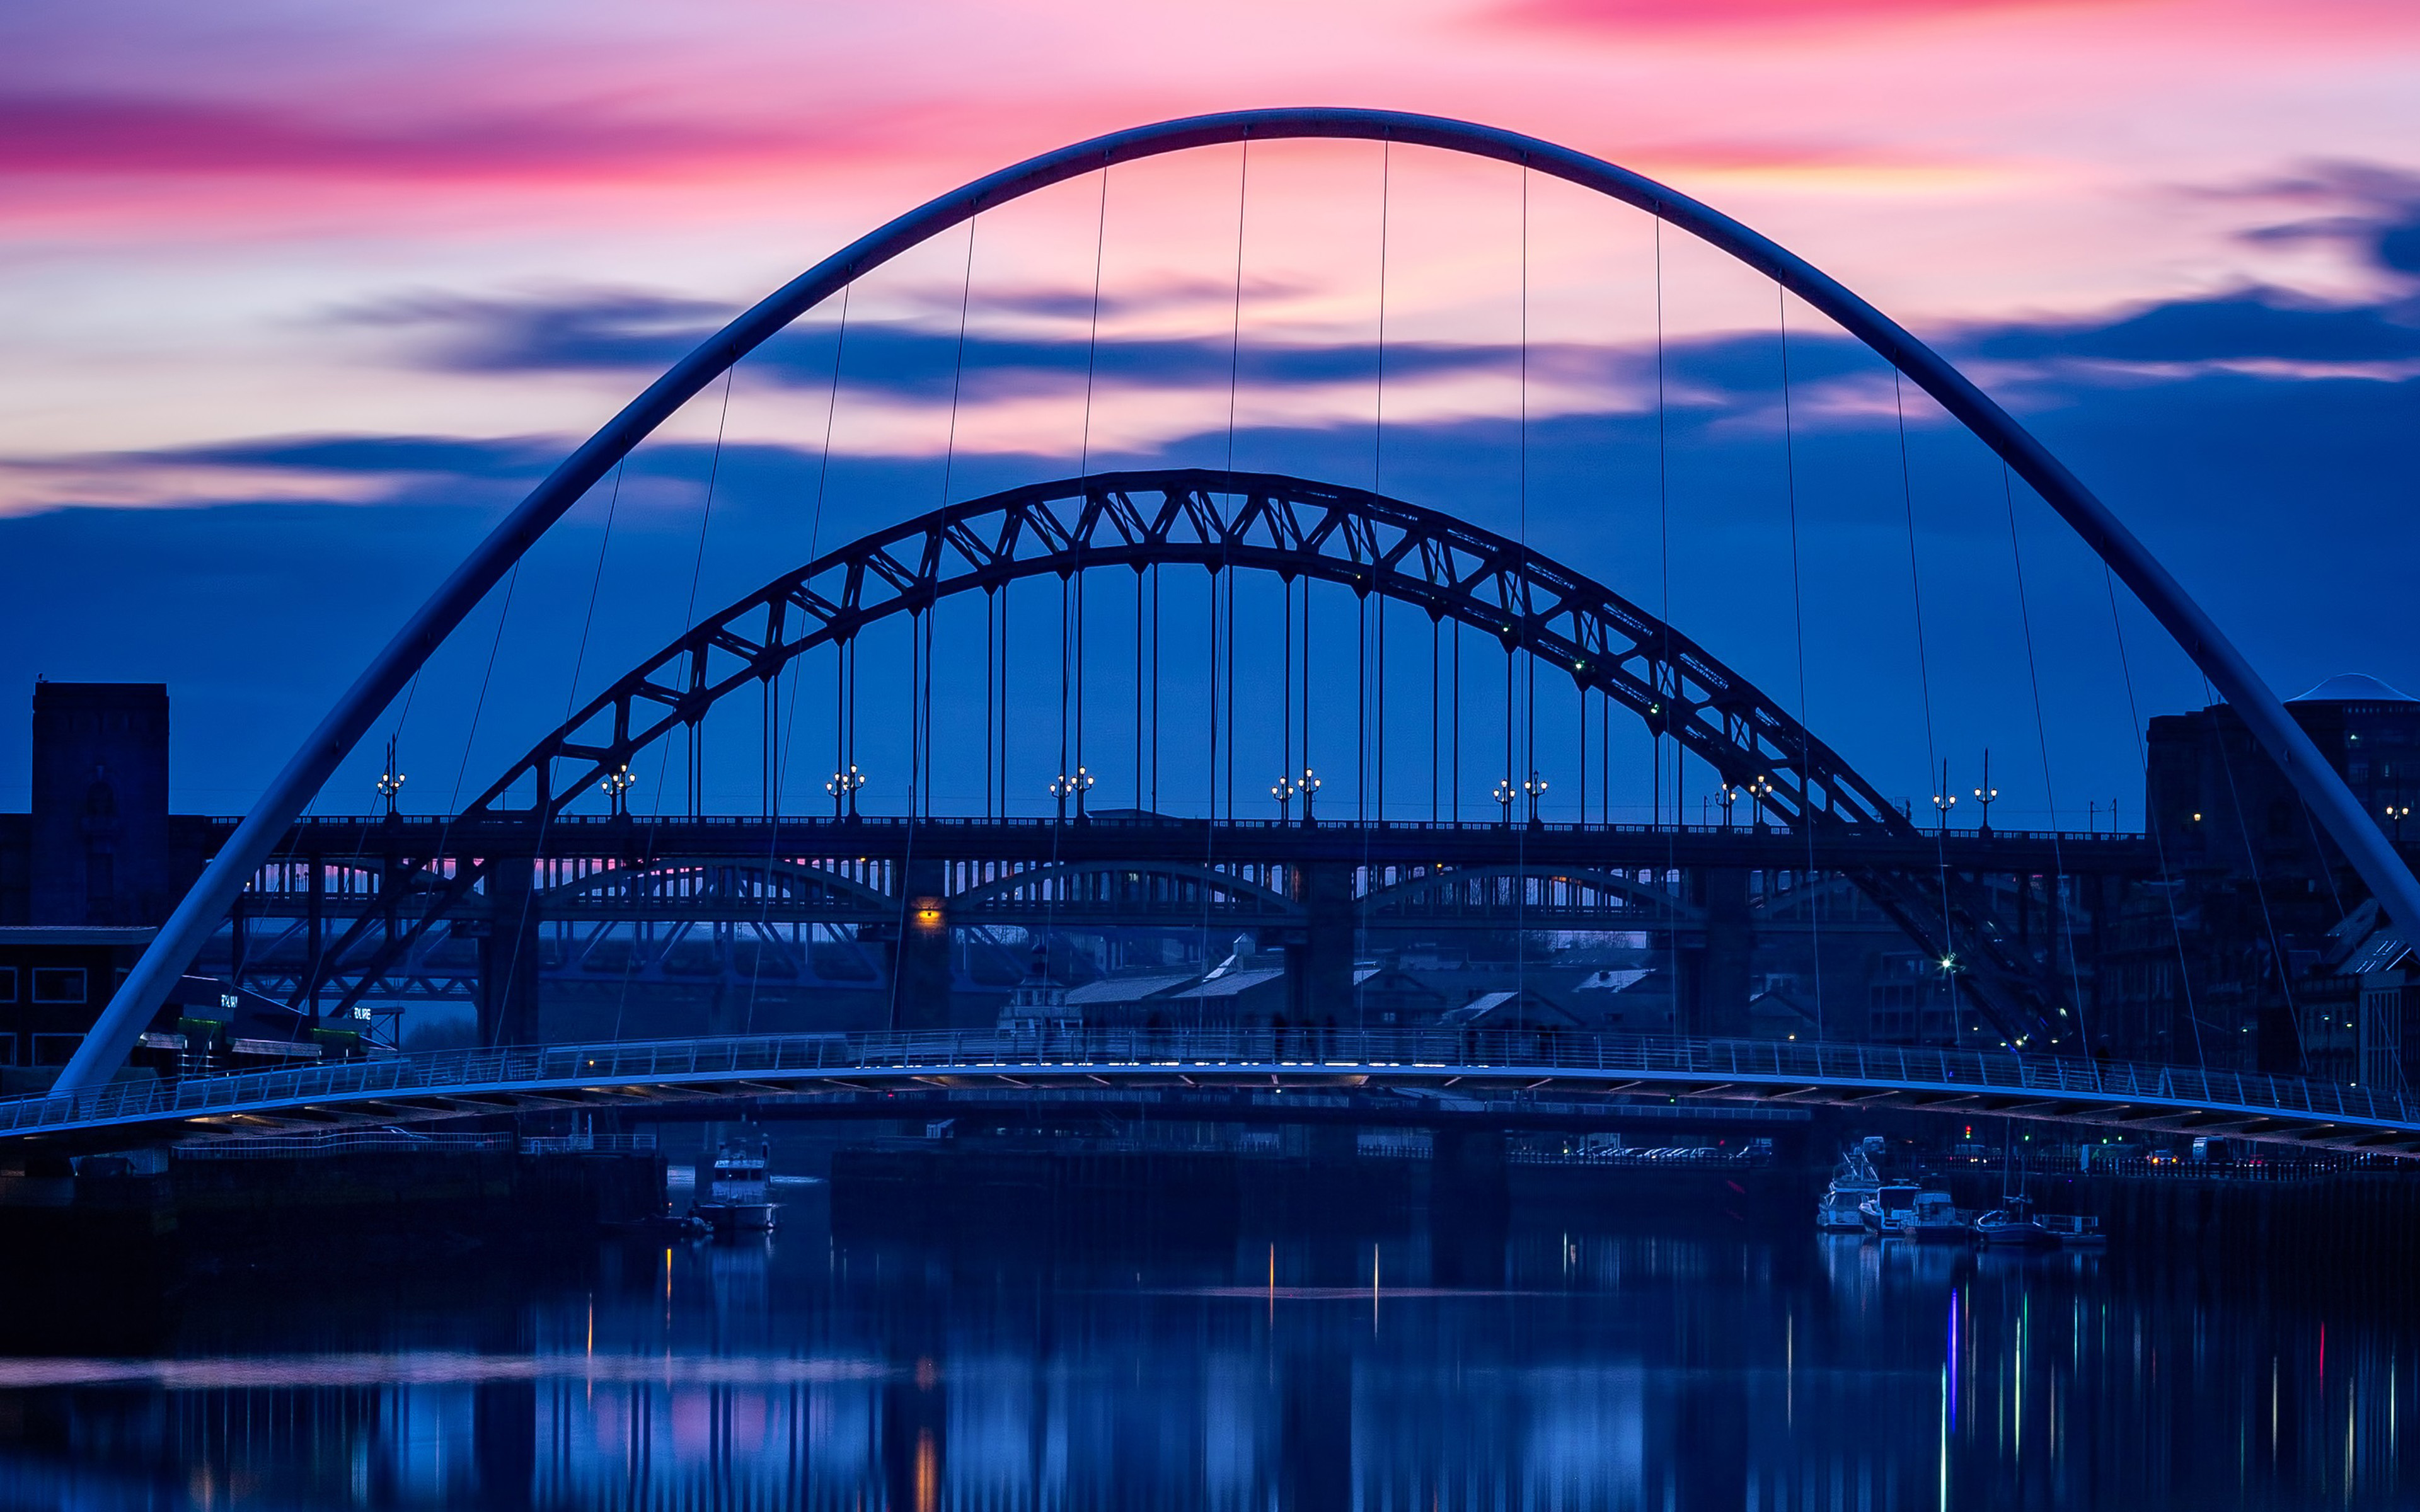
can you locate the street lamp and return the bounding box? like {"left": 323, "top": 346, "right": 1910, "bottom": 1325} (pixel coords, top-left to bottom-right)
{"left": 1717, "top": 782, "right": 1741, "bottom": 830}
{"left": 1522, "top": 770, "right": 1548, "bottom": 828}
{"left": 2387, "top": 800, "right": 2412, "bottom": 842}
{"left": 1746, "top": 774, "right": 1777, "bottom": 830}
{"left": 1931, "top": 759, "right": 1957, "bottom": 835}
{"left": 1492, "top": 776, "right": 1517, "bottom": 825}
{"left": 826, "top": 763, "right": 865, "bottom": 820}
{"left": 1298, "top": 768, "right": 1322, "bottom": 825}
{"left": 376, "top": 736, "right": 407, "bottom": 818}
{"left": 1051, "top": 765, "right": 1096, "bottom": 823}
{"left": 599, "top": 762, "right": 637, "bottom": 817}
{"left": 1971, "top": 748, "right": 1998, "bottom": 835}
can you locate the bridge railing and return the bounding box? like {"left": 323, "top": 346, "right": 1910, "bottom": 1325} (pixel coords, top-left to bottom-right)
{"left": 0, "top": 1029, "right": 2407, "bottom": 1138}
{"left": 224, "top": 813, "right": 2159, "bottom": 847}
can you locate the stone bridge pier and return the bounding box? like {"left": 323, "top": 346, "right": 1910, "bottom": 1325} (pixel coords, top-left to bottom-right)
{"left": 1286, "top": 861, "right": 1356, "bottom": 1025}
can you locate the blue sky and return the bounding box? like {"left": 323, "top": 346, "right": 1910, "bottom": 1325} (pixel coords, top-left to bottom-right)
{"left": 4, "top": 0, "right": 2417, "bottom": 828}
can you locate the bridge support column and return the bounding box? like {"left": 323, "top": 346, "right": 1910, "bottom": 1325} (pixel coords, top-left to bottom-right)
{"left": 478, "top": 856, "right": 541, "bottom": 1049}
{"left": 893, "top": 857, "right": 953, "bottom": 1031}
{"left": 1286, "top": 862, "right": 1356, "bottom": 1026}
{"left": 1688, "top": 868, "right": 1753, "bottom": 1038}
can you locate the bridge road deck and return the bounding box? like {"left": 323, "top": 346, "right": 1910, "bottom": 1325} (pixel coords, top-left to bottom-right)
{"left": 0, "top": 1029, "right": 2411, "bottom": 1155}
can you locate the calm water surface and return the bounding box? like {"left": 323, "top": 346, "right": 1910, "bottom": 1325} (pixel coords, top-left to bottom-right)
{"left": 0, "top": 1184, "right": 2410, "bottom": 1510}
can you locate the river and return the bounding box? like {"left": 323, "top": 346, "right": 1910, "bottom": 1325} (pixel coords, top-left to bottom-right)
{"left": 0, "top": 1171, "right": 2407, "bottom": 1509}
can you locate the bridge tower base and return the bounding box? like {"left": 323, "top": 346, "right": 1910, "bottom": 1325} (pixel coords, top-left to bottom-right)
{"left": 1286, "top": 861, "right": 1356, "bottom": 1026}
{"left": 477, "top": 857, "right": 541, "bottom": 1049}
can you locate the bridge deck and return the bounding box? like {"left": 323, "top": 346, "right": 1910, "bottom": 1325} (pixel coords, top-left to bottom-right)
{"left": 226, "top": 814, "right": 2165, "bottom": 874}
{"left": 4, "top": 1031, "right": 2412, "bottom": 1154}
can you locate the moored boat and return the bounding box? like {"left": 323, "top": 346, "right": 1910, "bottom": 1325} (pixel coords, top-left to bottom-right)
{"left": 694, "top": 1135, "right": 778, "bottom": 1234}
{"left": 1818, "top": 1186, "right": 1869, "bottom": 1233}
{"left": 1907, "top": 1189, "right": 1970, "bottom": 1242}
{"left": 1973, "top": 1194, "right": 2056, "bottom": 1248}
{"left": 1859, "top": 1184, "right": 1921, "bottom": 1237}
{"left": 2041, "top": 1212, "right": 2107, "bottom": 1249}
{"left": 1818, "top": 1148, "right": 1883, "bottom": 1233}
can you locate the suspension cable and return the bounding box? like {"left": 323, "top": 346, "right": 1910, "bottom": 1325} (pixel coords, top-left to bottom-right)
{"left": 1893, "top": 370, "right": 1959, "bottom": 1041}
{"left": 1515, "top": 163, "right": 1531, "bottom": 1012}
{"left": 1364, "top": 139, "right": 1393, "bottom": 1024}
{"left": 2203, "top": 669, "right": 2309, "bottom": 1074}
{"left": 1203, "top": 141, "right": 1250, "bottom": 973}
{"left": 2000, "top": 465, "right": 2093, "bottom": 1055}
{"left": 2103, "top": 564, "right": 2206, "bottom": 1066}
{"left": 1776, "top": 288, "right": 1824, "bottom": 1035}
{"left": 1654, "top": 215, "right": 1679, "bottom": 995}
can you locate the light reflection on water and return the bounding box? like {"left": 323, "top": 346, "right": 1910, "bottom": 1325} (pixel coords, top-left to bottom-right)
{"left": 0, "top": 1192, "right": 2409, "bottom": 1511}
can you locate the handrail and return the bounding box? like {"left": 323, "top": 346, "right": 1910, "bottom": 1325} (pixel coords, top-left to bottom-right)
{"left": 228, "top": 813, "right": 2154, "bottom": 845}
{"left": 5, "top": 1029, "right": 2412, "bottom": 1140}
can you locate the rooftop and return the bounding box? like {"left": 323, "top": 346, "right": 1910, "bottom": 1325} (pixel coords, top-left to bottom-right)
{"left": 0, "top": 926, "right": 159, "bottom": 946}
{"left": 2288, "top": 673, "right": 2417, "bottom": 705}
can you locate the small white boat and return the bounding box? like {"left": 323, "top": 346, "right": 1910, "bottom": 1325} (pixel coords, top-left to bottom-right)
{"left": 1818, "top": 1186, "right": 1870, "bottom": 1233}
{"left": 711, "top": 1137, "right": 769, "bottom": 1182}
{"left": 1860, "top": 1184, "right": 1922, "bottom": 1237}
{"left": 1973, "top": 1194, "right": 2056, "bottom": 1248}
{"left": 695, "top": 1136, "right": 777, "bottom": 1234}
{"left": 1817, "top": 1148, "right": 1883, "bottom": 1232}
{"left": 2041, "top": 1212, "right": 2107, "bottom": 1249}
{"left": 1907, "top": 1189, "right": 1970, "bottom": 1243}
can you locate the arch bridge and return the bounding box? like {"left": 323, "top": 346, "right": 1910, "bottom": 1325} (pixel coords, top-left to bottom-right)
{"left": 50, "top": 108, "right": 2420, "bottom": 1128}
{"left": 222, "top": 469, "right": 2142, "bottom": 1048}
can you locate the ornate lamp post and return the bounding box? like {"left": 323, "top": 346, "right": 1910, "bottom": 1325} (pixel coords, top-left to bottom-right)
{"left": 826, "top": 764, "right": 865, "bottom": 820}
{"left": 1492, "top": 776, "right": 1517, "bottom": 826}
{"left": 1971, "top": 748, "right": 1999, "bottom": 835}
{"left": 599, "top": 762, "right": 637, "bottom": 818}
{"left": 1717, "top": 782, "right": 1741, "bottom": 830}
{"left": 1051, "top": 766, "right": 1096, "bottom": 823}
{"left": 376, "top": 736, "right": 407, "bottom": 818}
{"left": 1520, "top": 771, "right": 1547, "bottom": 828}
{"left": 2387, "top": 800, "right": 2412, "bottom": 842}
{"left": 1932, "top": 759, "right": 1957, "bottom": 835}
{"left": 1746, "top": 774, "right": 1776, "bottom": 831}
{"left": 1297, "top": 768, "right": 1321, "bottom": 825}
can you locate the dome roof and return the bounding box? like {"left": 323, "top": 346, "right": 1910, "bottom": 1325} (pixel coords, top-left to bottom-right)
{"left": 2288, "top": 673, "right": 2417, "bottom": 705}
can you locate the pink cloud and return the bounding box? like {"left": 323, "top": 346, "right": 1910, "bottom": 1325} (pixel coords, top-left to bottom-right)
{"left": 1508, "top": 0, "right": 2093, "bottom": 31}
{"left": 0, "top": 93, "right": 819, "bottom": 181}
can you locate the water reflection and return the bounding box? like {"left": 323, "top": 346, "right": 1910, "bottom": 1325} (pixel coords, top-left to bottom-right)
{"left": 0, "top": 1190, "right": 2411, "bottom": 1509}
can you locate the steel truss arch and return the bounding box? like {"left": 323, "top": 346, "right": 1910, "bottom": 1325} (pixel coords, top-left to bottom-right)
{"left": 466, "top": 468, "right": 1895, "bottom": 832}
{"left": 72, "top": 106, "right": 2420, "bottom": 1092}
{"left": 426, "top": 468, "right": 2054, "bottom": 1040}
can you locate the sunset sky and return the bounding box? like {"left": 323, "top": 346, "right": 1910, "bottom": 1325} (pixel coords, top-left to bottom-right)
{"left": 4, "top": 0, "right": 2417, "bottom": 823}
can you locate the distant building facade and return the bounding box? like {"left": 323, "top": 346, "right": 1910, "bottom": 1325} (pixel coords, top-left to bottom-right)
{"left": 2102, "top": 675, "right": 2420, "bottom": 1073}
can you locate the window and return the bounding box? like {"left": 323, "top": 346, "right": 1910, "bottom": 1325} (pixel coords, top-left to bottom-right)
{"left": 31, "top": 968, "right": 87, "bottom": 1004}
{"left": 30, "top": 1034, "right": 83, "bottom": 1067}
{"left": 0, "top": 966, "right": 14, "bottom": 1003}
{"left": 2350, "top": 762, "right": 2370, "bottom": 782}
